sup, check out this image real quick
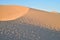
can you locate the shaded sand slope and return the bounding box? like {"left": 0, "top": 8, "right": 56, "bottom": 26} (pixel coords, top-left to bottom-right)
{"left": 0, "top": 21, "right": 60, "bottom": 40}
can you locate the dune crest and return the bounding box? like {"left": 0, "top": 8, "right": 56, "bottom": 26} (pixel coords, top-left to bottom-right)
{"left": 0, "top": 5, "right": 29, "bottom": 21}
{"left": 0, "top": 5, "right": 60, "bottom": 31}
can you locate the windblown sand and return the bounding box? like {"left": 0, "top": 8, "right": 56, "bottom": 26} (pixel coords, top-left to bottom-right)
{"left": 0, "top": 5, "right": 29, "bottom": 21}
{"left": 0, "top": 5, "right": 60, "bottom": 31}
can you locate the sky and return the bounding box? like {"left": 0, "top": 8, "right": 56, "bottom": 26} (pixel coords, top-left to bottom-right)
{"left": 0, "top": 0, "right": 60, "bottom": 12}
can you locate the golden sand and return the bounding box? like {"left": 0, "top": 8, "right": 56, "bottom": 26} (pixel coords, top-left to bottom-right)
{"left": 0, "top": 5, "right": 29, "bottom": 21}
{"left": 0, "top": 5, "right": 60, "bottom": 31}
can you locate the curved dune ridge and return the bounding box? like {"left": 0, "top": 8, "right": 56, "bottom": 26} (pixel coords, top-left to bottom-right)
{"left": 0, "top": 5, "right": 29, "bottom": 21}
{"left": 0, "top": 5, "right": 60, "bottom": 31}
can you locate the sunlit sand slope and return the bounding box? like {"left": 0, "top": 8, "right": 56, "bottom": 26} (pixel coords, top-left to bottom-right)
{"left": 0, "top": 5, "right": 29, "bottom": 21}
{"left": 0, "top": 5, "right": 60, "bottom": 31}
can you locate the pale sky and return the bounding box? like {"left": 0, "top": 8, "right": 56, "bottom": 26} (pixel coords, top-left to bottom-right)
{"left": 0, "top": 0, "right": 60, "bottom": 12}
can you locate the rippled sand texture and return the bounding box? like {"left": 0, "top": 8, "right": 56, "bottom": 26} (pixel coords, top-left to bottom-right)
{"left": 0, "top": 5, "right": 60, "bottom": 31}
{"left": 20, "top": 8, "right": 60, "bottom": 31}
{"left": 0, "top": 5, "right": 60, "bottom": 40}
{"left": 0, "top": 22, "right": 60, "bottom": 40}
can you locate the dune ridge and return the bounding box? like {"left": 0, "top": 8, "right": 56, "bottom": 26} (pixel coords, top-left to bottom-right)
{"left": 0, "top": 5, "right": 60, "bottom": 31}
{"left": 0, "top": 5, "right": 29, "bottom": 21}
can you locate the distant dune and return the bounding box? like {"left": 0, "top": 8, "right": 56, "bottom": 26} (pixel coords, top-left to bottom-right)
{"left": 0, "top": 5, "right": 60, "bottom": 31}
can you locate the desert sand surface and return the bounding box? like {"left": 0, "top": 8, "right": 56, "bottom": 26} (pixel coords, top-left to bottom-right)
{"left": 0, "top": 5, "right": 60, "bottom": 31}
{"left": 0, "top": 5, "right": 29, "bottom": 21}
{"left": 23, "top": 8, "right": 60, "bottom": 31}
{"left": 0, "top": 5, "right": 60, "bottom": 40}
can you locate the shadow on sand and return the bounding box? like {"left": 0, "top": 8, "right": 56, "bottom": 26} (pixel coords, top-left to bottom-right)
{"left": 0, "top": 21, "right": 60, "bottom": 40}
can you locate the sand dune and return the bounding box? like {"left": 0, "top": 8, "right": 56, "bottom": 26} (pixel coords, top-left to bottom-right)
{"left": 0, "top": 5, "right": 29, "bottom": 21}
{"left": 0, "top": 5, "right": 60, "bottom": 40}
{"left": 23, "top": 8, "right": 60, "bottom": 31}
{"left": 0, "top": 5, "right": 60, "bottom": 31}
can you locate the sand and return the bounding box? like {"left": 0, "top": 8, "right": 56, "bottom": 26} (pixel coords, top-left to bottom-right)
{"left": 24, "top": 8, "right": 60, "bottom": 31}
{"left": 0, "top": 5, "right": 60, "bottom": 31}
{"left": 0, "top": 5, "right": 29, "bottom": 21}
